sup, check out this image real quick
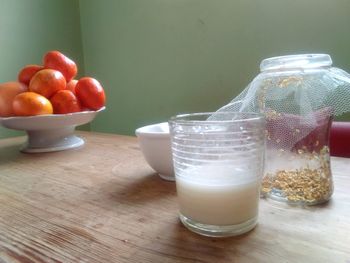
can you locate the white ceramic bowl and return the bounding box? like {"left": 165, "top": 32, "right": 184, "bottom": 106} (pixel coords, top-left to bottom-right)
{"left": 0, "top": 107, "right": 105, "bottom": 153}
{"left": 135, "top": 122, "right": 174, "bottom": 181}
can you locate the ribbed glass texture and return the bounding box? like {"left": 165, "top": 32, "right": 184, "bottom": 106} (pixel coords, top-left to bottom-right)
{"left": 169, "top": 113, "right": 265, "bottom": 179}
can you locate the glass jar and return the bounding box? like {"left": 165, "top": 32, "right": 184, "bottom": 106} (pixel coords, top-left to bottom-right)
{"left": 213, "top": 54, "right": 350, "bottom": 205}
{"left": 258, "top": 55, "right": 334, "bottom": 205}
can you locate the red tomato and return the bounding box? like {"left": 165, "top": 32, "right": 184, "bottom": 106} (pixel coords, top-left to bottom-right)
{"left": 66, "top": 79, "right": 78, "bottom": 94}
{"left": 75, "top": 77, "right": 105, "bottom": 110}
{"left": 18, "top": 64, "right": 43, "bottom": 85}
{"left": 50, "top": 90, "right": 81, "bottom": 114}
{"left": 29, "top": 69, "right": 66, "bottom": 98}
{"left": 43, "top": 50, "right": 77, "bottom": 82}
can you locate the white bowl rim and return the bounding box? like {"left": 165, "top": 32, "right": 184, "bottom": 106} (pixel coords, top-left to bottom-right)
{"left": 135, "top": 122, "right": 170, "bottom": 138}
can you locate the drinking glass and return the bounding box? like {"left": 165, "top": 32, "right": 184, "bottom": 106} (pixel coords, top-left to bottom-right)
{"left": 169, "top": 112, "right": 265, "bottom": 237}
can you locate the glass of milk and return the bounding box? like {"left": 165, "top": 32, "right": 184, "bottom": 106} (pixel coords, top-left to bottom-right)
{"left": 169, "top": 112, "right": 265, "bottom": 237}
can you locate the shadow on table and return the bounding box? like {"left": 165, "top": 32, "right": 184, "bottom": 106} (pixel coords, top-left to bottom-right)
{"left": 0, "top": 144, "right": 24, "bottom": 165}
{"left": 107, "top": 172, "right": 176, "bottom": 205}
{"left": 149, "top": 220, "right": 258, "bottom": 262}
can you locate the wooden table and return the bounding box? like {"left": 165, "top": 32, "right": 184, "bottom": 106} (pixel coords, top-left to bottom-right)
{"left": 0, "top": 131, "right": 349, "bottom": 263}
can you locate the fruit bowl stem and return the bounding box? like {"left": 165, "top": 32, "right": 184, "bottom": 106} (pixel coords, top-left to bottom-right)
{"left": 22, "top": 126, "right": 84, "bottom": 153}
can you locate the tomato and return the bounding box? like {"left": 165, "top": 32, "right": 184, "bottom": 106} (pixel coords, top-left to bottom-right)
{"left": 18, "top": 64, "right": 43, "bottom": 85}
{"left": 13, "top": 92, "right": 53, "bottom": 116}
{"left": 29, "top": 69, "right": 66, "bottom": 98}
{"left": 75, "top": 77, "right": 105, "bottom": 110}
{"left": 66, "top": 79, "right": 78, "bottom": 94}
{"left": 50, "top": 90, "right": 81, "bottom": 114}
{"left": 0, "top": 81, "right": 28, "bottom": 117}
{"left": 43, "top": 50, "right": 77, "bottom": 82}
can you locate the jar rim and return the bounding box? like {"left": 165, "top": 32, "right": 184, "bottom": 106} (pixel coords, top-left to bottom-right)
{"left": 169, "top": 112, "right": 265, "bottom": 125}
{"left": 260, "top": 54, "right": 332, "bottom": 72}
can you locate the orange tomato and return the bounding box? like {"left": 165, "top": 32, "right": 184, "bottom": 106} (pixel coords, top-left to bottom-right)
{"left": 18, "top": 64, "right": 43, "bottom": 85}
{"left": 43, "top": 50, "right": 77, "bottom": 82}
{"left": 75, "top": 77, "right": 105, "bottom": 110}
{"left": 0, "top": 81, "right": 28, "bottom": 117}
{"left": 66, "top": 79, "right": 78, "bottom": 94}
{"left": 50, "top": 90, "right": 81, "bottom": 114}
{"left": 29, "top": 69, "right": 66, "bottom": 98}
{"left": 13, "top": 92, "right": 53, "bottom": 116}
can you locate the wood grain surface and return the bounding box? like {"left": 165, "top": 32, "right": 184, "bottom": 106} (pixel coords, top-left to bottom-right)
{"left": 0, "top": 131, "right": 349, "bottom": 263}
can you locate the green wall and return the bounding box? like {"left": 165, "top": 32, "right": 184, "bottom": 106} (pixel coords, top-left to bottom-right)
{"left": 0, "top": 0, "right": 84, "bottom": 138}
{"left": 1, "top": 0, "right": 350, "bottom": 138}
{"left": 79, "top": 0, "right": 350, "bottom": 135}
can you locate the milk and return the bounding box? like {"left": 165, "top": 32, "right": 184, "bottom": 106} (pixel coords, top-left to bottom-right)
{"left": 176, "top": 164, "right": 260, "bottom": 226}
